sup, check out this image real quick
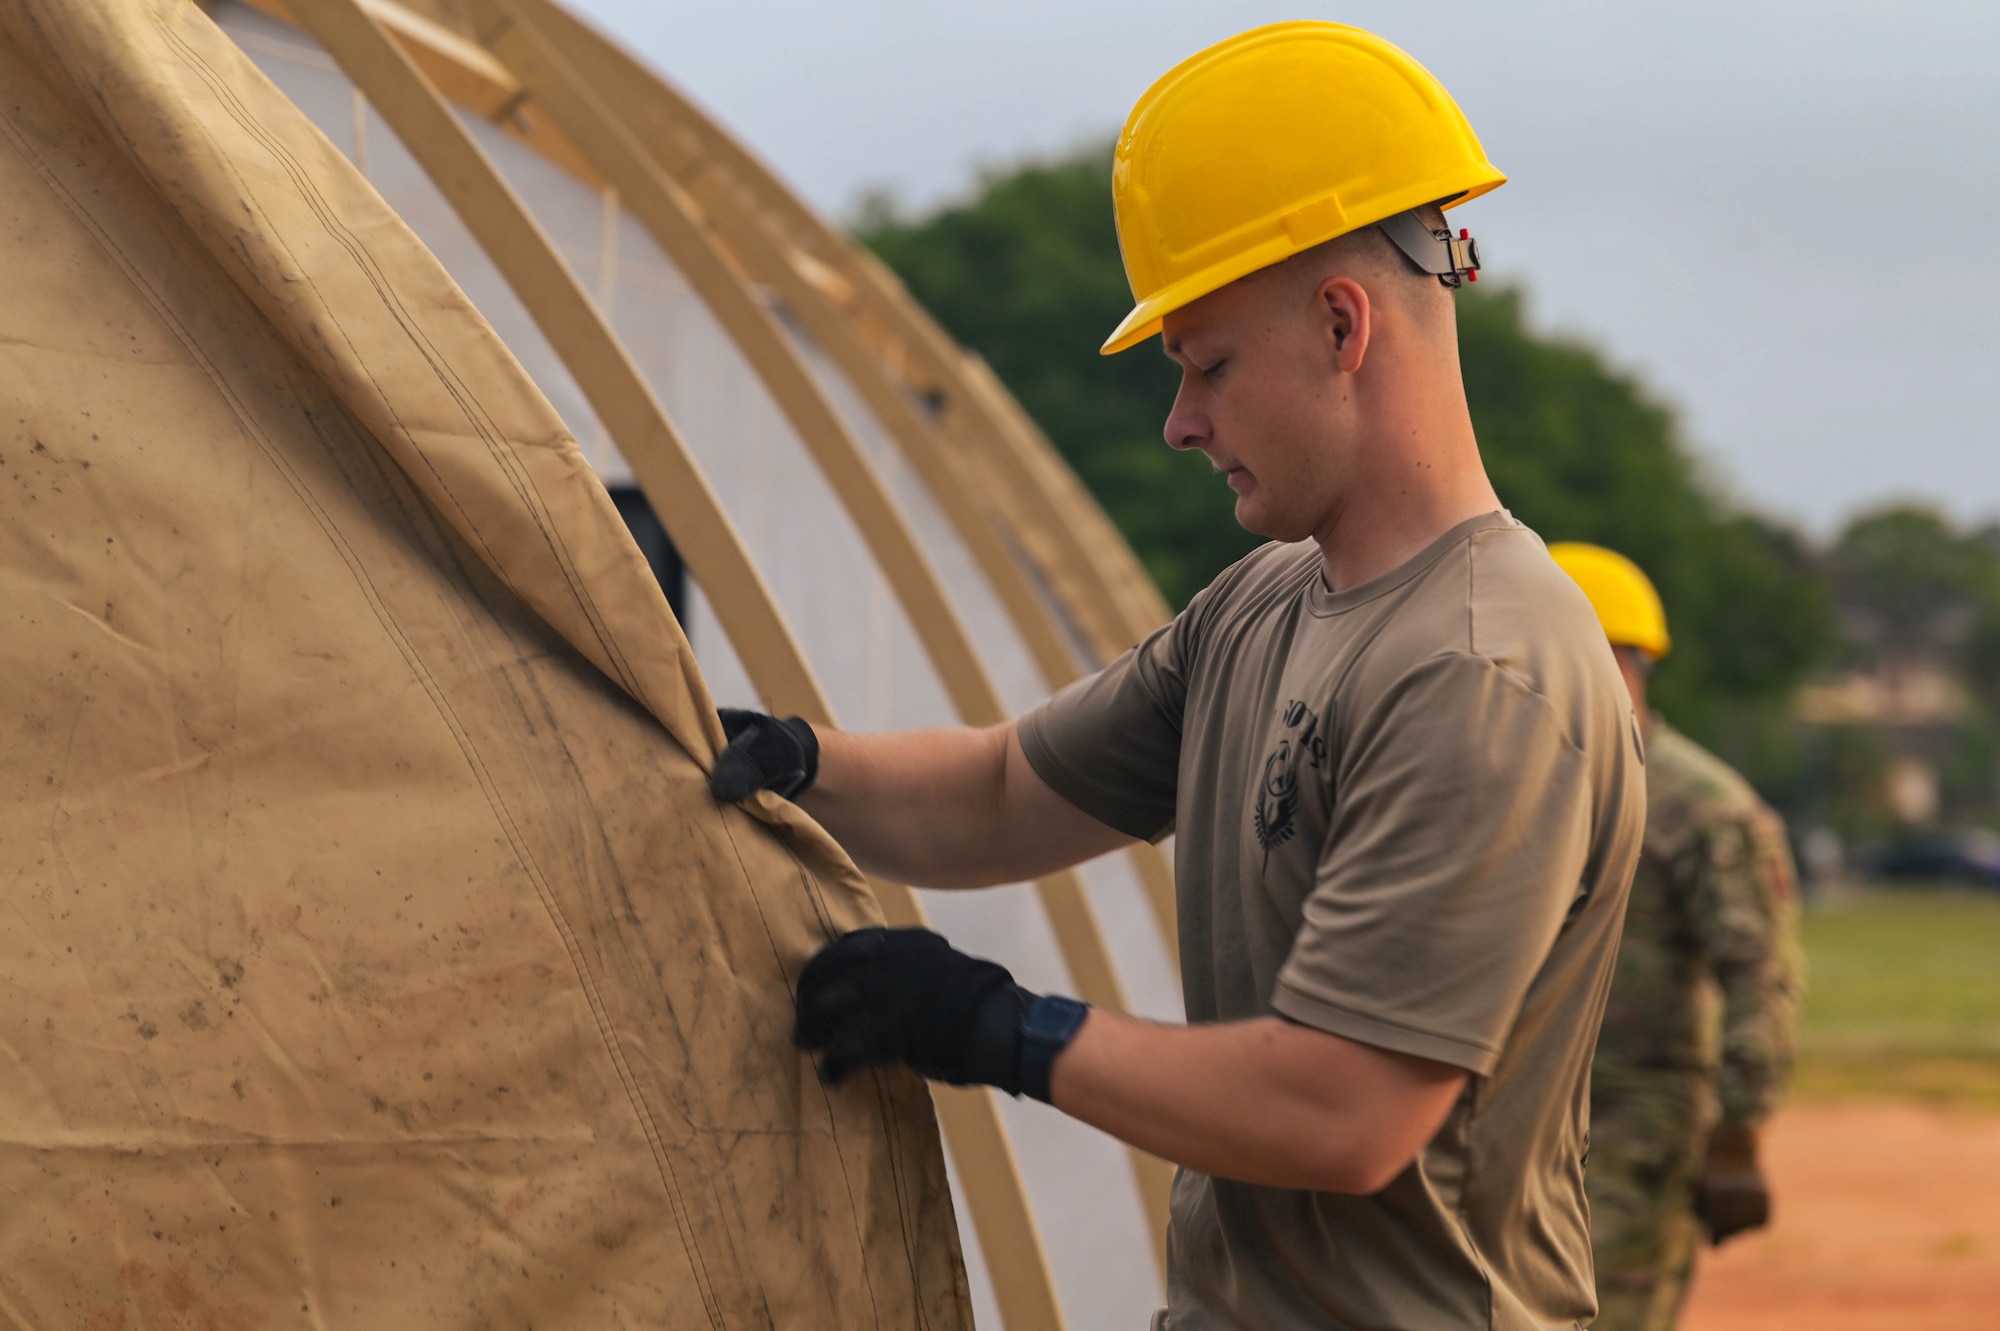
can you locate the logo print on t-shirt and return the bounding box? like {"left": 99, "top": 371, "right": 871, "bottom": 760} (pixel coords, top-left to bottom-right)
{"left": 1254, "top": 700, "right": 1326, "bottom": 863}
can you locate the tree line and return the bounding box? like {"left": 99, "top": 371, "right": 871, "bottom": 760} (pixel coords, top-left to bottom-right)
{"left": 857, "top": 145, "right": 1998, "bottom": 838}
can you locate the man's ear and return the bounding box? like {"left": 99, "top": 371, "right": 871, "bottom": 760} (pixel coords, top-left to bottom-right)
{"left": 1316, "top": 275, "right": 1371, "bottom": 372}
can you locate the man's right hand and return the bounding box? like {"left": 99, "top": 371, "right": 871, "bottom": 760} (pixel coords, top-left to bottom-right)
{"left": 709, "top": 709, "right": 820, "bottom": 803}
{"left": 1695, "top": 1119, "right": 1771, "bottom": 1244}
{"left": 792, "top": 926, "right": 1036, "bottom": 1092}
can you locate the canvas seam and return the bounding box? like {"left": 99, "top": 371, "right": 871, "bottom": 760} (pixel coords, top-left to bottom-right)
{"left": 2, "top": 44, "right": 726, "bottom": 1328}
{"left": 151, "top": 7, "right": 660, "bottom": 736}
{"left": 714, "top": 811, "right": 902, "bottom": 1329}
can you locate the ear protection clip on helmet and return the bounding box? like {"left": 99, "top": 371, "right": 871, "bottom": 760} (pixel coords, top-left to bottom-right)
{"left": 1376, "top": 209, "right": 1483, "bottom": 288}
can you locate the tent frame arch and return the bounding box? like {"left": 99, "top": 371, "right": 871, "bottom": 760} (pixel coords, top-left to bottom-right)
{"left": 272, "top": 4, "right": 1065, "bottom": 1327}
{"left": 246, "top": 0, "right": 1195, "bottom": 1320}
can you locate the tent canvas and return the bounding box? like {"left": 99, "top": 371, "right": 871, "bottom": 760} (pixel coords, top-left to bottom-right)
{"left": 0, "top": 0, "right": 968, "bottom": 1324}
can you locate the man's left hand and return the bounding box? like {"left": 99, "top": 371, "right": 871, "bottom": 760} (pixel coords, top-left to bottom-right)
{"left": 1695, "top": 1119, "right": 1771, "bottom": 1244}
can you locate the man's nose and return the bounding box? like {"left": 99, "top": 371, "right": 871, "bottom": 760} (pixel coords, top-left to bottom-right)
{"left": 1164, "top": 388, "right": 1205, "bottom": 451}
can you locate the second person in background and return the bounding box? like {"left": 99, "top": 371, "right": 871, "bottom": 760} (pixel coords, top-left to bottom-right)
{"left": 1554, "top": 543, "right": 1805, "bottom": 1331}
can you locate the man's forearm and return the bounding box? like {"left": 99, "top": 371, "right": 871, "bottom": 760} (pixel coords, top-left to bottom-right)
{"left": 789, "top": 928, "right": 1467, "bottom": 1195}
{"left": 1049, "top": 1012, "right": 1467, "bottom": 1194}
{"left": 798, "top": 726, "right": 1011, "bottom": 887}
{"left": 795, "top": 723, "right": 1132, "bottom": 889}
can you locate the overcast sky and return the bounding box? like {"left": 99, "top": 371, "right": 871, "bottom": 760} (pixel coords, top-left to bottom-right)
{"left": 565, "top": 0, "right": 1999, "bottom": 538}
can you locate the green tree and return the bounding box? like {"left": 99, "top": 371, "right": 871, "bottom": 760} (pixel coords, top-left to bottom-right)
{"left": 1823, "top": 504, "right": 2000, "bottom": 826}
{"left": 1828, "top": 506, "right": 1996, "bottom": 661}
{"left": 857, "top": 144, "right": 1831, "bottom": 774}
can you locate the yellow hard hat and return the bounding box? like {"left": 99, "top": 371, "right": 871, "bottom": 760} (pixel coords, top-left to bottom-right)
{"left": 1102, "top": 21, "right": 1506, "bottom": 355}
{"left": 1549, "top": 542, "right": 1672, "bottom": 659}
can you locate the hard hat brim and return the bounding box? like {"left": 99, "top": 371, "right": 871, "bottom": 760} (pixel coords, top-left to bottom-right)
{"left": 1100, "top": 170, "right": 1506, "bottom": 356}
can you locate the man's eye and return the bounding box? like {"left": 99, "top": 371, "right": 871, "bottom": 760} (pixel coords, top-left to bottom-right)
{"left": 1200, "top": 358, "right": 1227, "bottom": 379}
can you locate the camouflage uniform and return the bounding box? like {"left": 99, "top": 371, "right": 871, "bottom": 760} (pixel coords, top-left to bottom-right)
{"left": 1588, "top": 720, "right": 1804, "bottom": 1330}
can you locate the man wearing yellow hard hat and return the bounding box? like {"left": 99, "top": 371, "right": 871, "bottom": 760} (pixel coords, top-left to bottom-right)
{"left": 1551, "top": 544, "right": 1803, "bottom": 1331}
{"left": 713, "top": 23, "right": 1645, "bottom": 1328}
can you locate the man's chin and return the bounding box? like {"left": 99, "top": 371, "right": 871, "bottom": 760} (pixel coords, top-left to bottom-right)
{"left": 1233, "top": 497, "right": 1304, "bottom": 543}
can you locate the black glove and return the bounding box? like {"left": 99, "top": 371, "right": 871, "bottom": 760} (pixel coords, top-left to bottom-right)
{"left": 793, "top": 927, "right": 1089, "bottom": 1102}
{"left": 1695, "top": 1119, "right": 1771, "bottom": 1245}
{"left": 709, "top": 708, "right": 819, "bottom": 803}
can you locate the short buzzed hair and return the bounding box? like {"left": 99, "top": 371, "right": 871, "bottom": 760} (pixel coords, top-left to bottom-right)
{"left": 1273, "top": 201, "right": 1457, "bottom": 331}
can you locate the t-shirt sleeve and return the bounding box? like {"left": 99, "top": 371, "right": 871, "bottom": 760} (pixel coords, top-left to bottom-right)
{"left": 1016, "top": 610, "right": 1198, "bottom": 842}
{"left": 1271, "top": 652, "right": 1596, "bottom": 1076}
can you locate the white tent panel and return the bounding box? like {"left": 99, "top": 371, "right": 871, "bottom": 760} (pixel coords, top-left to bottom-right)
{"left": 788, "top": 320, "right": 1182, "bottom": 1027}
{"left": 219, "top": 8, "right": 616, "bottom": 478}
{"left": 520, "top": 160, "right": 1166, "bottom": 1331}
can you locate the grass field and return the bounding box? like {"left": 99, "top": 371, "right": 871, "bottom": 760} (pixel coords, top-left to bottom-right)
{"left": 1793, "top": 886, "right": 2000, "bottom": 1108}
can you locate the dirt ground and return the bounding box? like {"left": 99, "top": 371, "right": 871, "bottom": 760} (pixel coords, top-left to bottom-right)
{"left": 1680, "top": 1101, "right": 2000, "bottom": 1331}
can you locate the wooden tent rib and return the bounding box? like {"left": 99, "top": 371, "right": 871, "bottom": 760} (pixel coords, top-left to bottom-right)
{"left": 483, "top": 6, "right": 1188, "bottom": 1265}
{"left": 251, "top": 0, "right": 1168, "bottom": 678}
{"left": 503, "top": 0, "right": 1181, "bottom": 937}
{"left": 458, "top": 0, "right": 1175, "bottom": 1270}
{"left": 455, "top": 0, "right": 1140, "bottom": 1056}
{"left": 255, "top": 0, "right": 1192, "bottom": 1297}
{"left": 498, "top": 4, "right": 1189, "bottom": 927}
{"left": 509, "top": 9, "right": 1175, "bottom": 652}
{"left": 508, "top": 22, "right": 1087, "bottom": 699}
{"left": 473, "top": 0, "right": 1184, "bottom": 983}
{"left": 242, "top": 0, "right": 1182, "bottom": 999}
{"left": 951, "top": 347, "right": 1176, "bottom": 646}
{"left": 274, "top": 4, "right": 1064, "bottom": 1328}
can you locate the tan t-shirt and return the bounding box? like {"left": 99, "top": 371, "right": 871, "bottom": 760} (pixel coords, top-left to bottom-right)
{"left": 1020, "top": 512, "right": 1644, "bottom": 1331}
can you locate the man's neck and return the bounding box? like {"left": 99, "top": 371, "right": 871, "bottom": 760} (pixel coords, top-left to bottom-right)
{"left": 1306, "top": 324, "right": 1498, "bottom": 592}
{"left": 1312, "top": 445, "right": 1500, "bottom": 592}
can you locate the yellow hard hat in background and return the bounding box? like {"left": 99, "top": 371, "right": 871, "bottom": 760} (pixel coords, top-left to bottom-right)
{"left": 1549, "top": 542, "right": 1672, "bottom": 659}
{"left": 1103, "top": 21, "right": 1507, "bottom": 355}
